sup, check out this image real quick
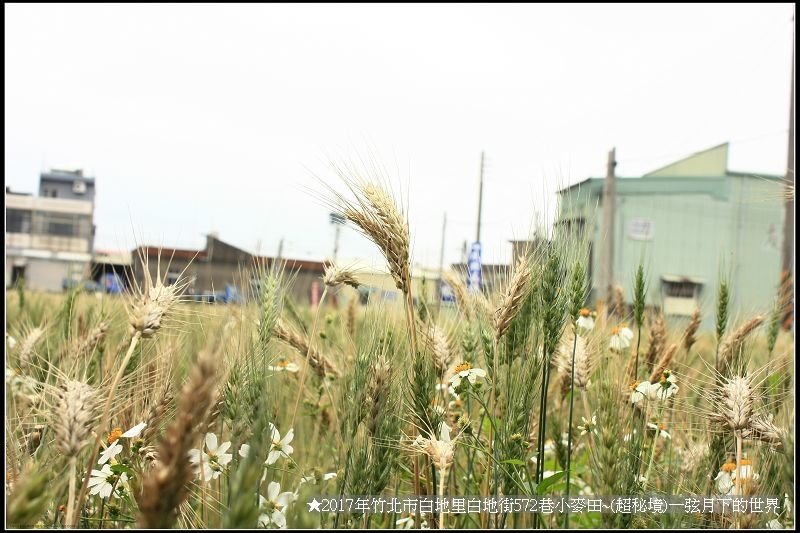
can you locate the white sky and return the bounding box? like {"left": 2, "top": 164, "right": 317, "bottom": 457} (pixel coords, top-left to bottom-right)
{"left": 5, "top": 3, "right": 794, "bottom": 270}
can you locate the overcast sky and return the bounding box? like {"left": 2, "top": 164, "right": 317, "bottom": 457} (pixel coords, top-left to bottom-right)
{"left": 5, "top": 3, "right": 794, "bottom": 270}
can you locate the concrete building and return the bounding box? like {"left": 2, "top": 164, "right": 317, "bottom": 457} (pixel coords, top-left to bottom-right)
{"left": 5, "top": 169, "right": 96, "bottom": 291}
{"left": 131, "top": 234, "right": 327, "bottom": 304}
{"left": 556, "top": 143, "right": 785, "bottom": 322}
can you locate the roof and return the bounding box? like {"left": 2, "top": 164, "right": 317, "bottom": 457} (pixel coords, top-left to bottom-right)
{"left": 137, "top": 246, "right": 208, "bottom": 261}
{"left": 557, "top": 142, "right": 783, "bottom": 195}
{"left": 134, "top": 245, "right": 326, "bottom": 271}
{"left": 40, "top": 170, "right": 95, "bottom": 184}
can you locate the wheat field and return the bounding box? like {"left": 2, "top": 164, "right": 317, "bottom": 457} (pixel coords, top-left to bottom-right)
{"left": 4, "top": 177, "right": 795, "bottom": 530}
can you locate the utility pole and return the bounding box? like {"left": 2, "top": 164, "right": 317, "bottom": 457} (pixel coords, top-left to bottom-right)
{"left": 436, "top": 212, "right": 447, "bottom": 313}
{"left": 782, "top": 20, "right": 795, "bottom": 278}
{"left": 476, "top": 151, "right": 485, "bottom": 244}
{"left": 599, "top": 148, "right": 617, "bottom": 310}
{"left": 330, "top": 212, "right": 346, "bottom": 262}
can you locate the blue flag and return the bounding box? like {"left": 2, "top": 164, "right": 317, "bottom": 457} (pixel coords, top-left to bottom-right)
{"left": 467, "top": 242, "right": 482, "bottom": 292}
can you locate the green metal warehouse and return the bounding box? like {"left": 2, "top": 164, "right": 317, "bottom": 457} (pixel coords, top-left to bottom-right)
{"left": 557, "top": 143, "right": 787, "bottom": 326}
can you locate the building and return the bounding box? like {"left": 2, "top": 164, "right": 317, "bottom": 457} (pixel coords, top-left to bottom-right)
{"left": 556, "top": 143, "right": 785, "bottom": 321}
{"left": 5, "top": 169, "right": 96, "bottom": 291}
{"left": 131, "top": 234, "right": 326, "bottom": 304}
{"left": 447, "top": 262, "right": 510, "bottom": 295}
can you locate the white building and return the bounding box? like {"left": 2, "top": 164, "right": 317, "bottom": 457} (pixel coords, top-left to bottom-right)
{"left": 6, "top": 170, "right": 95, "bottom": 291}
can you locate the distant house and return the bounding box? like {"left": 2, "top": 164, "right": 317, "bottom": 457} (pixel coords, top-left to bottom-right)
{"left": 5, "top": 170, "right": 96, "bottom": 291}
{"left": 130, "top": 234, "right": 326, "bottom": 304}
{"left": 556, "top": 143, "right": 785, "bottom": 320}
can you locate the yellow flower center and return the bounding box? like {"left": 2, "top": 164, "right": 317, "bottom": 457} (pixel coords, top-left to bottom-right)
{"left": 740, "top": 459, "right": 752, "bottom": 466}
{"left": 107, "top": 428, "right": 123, "bottom": 444}
{"left": 721, "top": 462, "right": 736, "bottom": 472}
{"left": 454, "top": 362, "right": 471, "bottom": 373}
{"left": 630, "top": 380, "right": 640, "bottom": 391}
{"left": 612, "top": 327, "right": 620, "bottom": 335}
{"left": 579, "top": 308, "right": 591, "bottom": 317}
{"left": 277, "top": 360, "right": 291, "bottom": 368}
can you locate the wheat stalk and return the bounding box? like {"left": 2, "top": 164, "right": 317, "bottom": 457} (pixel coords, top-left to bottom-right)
{"left": 682, "top": 308, "right": 701, "bottom": 353}
{"left": 323, "top": 262, "right": 361, "bottom": 289}
{"left": 52, "top": 380, "right": 98, "bottom": 526}
{"left": 649, "top": 343, "right": 678, "bottom": 383}
{"left": 557, "top": 333, "right": 596, "bottom": 390}
{"left": 136, "top": 354, "right": 217, "bottom": 528}
{"left": 717, "top": 316, "right": 765, "bottom": 374}
{"left": 273, "top": 318, "right": 339, "bottom": 377}
{"left": 493, "top": 255, "right": 532, "bottom": 341}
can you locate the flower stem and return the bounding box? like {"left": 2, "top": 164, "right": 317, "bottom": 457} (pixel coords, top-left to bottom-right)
{"left": 735, "top": 432, "right": 743, "bottom": 529}
{"left": 71, "top": 331, "right": 141, "bottom": 528}
{"left": 564, "top": 330, "right": 579, "bottom": 528}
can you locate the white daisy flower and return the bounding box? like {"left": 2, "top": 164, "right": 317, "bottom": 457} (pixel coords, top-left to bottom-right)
{"left": 396, "top": 516, "right": 415, "bottom": 529}
{"left": 298, "top": 471, "right": 337, "bottom": 486}
{"left": 630, "top": 380, "right": 651, "bottom": 404}
{"left": 576, "top": 309, "right": 595, "bottom": 332}
{"left": 610, "top": 325, "right": 634, "bottom": 351}
{"left": 577, "top": 414, "right": 598, "bottom": 436}
{"left": 448, "top": 362, "right": 487, "bottom": 389}
{"left": 98, "top": 442, "right": 123, "bottom": 465}
{"left": 239, "top": 443, "right": 250, "bottom": 458}
{"left": 647, "top": 422, "right": 672, "bottom": 439}
{"left": 6, "top": 335, "right": 17, "bottom": 349}
{"left": 435, "top": 381, "right": 459, "bottom": 398}
{"left": 266, "top": 423, "right": 294, "bottom": 465}
{"left": 715, "top": 464, "right": 735, "bottom": 496}
{"left": 650, "top": 371, "right": 679, "bottom": 401}
{"left": 121, "top": 422, "right": 147, "bottom": 438}
{"left": 188, "top": 432, "right": 233, "bottom": 481}
{"left": 767, "top": 519, "right": 785, "bottom": 529}
{"left": 87, "top": 464, "right": 128, "bottom": 499}
{"left": 258, "top": 481, "right": 295, "bottom": 529}
{"left": 268, "top": 360, "right": 300, "bottom": 373}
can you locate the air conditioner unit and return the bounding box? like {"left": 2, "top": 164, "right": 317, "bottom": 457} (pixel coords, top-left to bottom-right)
{"left": 73, "top": 180, "right": 87, "bottom": 194}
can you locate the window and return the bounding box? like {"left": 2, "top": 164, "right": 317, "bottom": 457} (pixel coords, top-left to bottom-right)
{"left": 6, "top": 209, "right": 32, "bottom": 233}
{"left": 661, "top": 276, "right": 702, "bottom": 316}
{"left": 33, "top": 212, "right": 92, "bottom": 238}
{"left": 663, "top": 281, "right": 698, "bottom": 298}
{"left": 72, "top": 180, "right": 87, "bottom": 194}
{"left": 165, "top": 271, "right": 182, "bottom": 286}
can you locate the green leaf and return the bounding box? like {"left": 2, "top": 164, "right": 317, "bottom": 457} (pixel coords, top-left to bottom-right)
{"left": 501, "top": 459, "right": 526, "bottom": 466}
{"left": 537, "top": 471, "right": 566, "bottom": 495}
{"left": 110, "top": 464, "right": 135, "bottom": 477}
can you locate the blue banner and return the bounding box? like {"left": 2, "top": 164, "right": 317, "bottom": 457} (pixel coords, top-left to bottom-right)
{"left": 467, "top": 242, "right": 482, "bottom": 292}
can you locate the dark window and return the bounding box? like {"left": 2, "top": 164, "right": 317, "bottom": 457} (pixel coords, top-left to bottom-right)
{"left": 663, "top": 280, "right": 700, "bottom": 298}
{"left": 33, "top": 212, "right": 92, "bottom": 238}
{"left": 7, "top": 209, "right": 32, "bottom": 233}
{"left": 12, "top": 266, "right": 25, "bottom": 284}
